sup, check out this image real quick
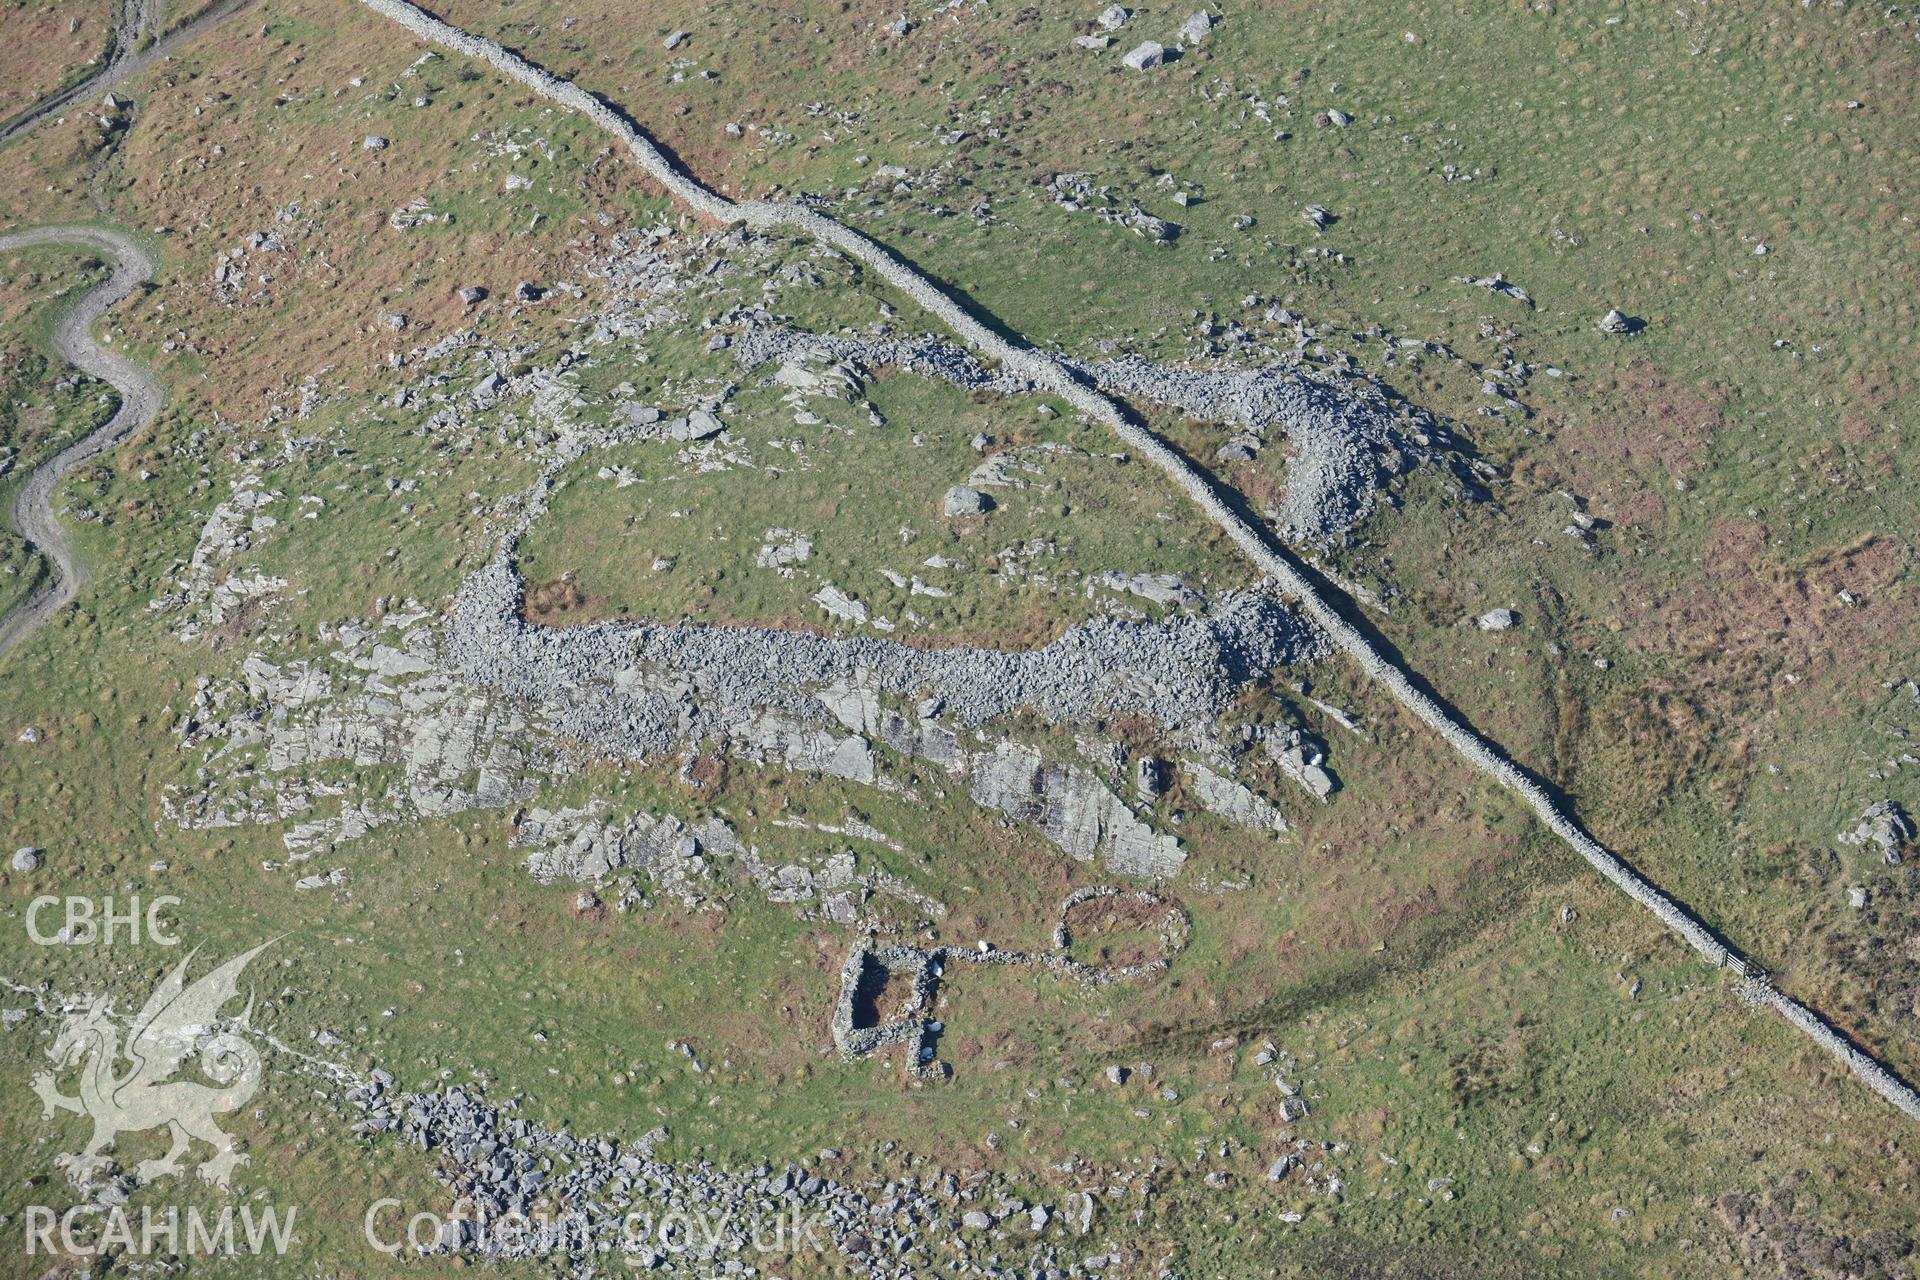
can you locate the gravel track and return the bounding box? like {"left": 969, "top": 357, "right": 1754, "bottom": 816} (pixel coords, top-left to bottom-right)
{"left": 0, "top": 226, "right": 160, "bottom": 658}
{"left": 355, "top": 0, "right": 1920, "bottom": 1123}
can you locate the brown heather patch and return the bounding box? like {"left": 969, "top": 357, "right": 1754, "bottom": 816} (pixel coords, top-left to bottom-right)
{"left": 1527, "top": 357, "right": 1726, "bottom": 529}
{"left": 1622, "top": 523, "right": 1909, "bottom": 674}
{"left": 0, "top": 0, "right": 658, "bottom": 425}
{"left": 1835, "top": 355, "right": 1907, "bottom": 447}
{"left": 0, "top": 0, "right": 115, "bottom": 121}
{"left": 1576, "top": 528, "right": 1913, "bottom": 820}
{"left": 521, "top": 573, "right": 588, "bottom": 622}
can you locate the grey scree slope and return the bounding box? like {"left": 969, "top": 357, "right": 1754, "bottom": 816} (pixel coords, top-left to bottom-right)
{"left": 354, "top": 0, "right": 1920, "bottom": 1124}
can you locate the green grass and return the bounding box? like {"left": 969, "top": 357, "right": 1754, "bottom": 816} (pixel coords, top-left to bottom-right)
{"left": 520, "top": 353, "right": 1252, "bottom": 641}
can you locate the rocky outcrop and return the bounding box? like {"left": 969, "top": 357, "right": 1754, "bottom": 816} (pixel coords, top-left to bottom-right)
{"left": 1184, "top": 760, "right": 1287, "bottom": 833}
{"left": 967, "top": 741, "right": 1184, "bottom": 878}
{"left": 1839, "top": 800, "right": 1913, "bottom": 866}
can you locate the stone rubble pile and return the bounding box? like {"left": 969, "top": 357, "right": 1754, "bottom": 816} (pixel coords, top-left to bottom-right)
{"left": 734, "top": 317, "right": 1451, "bottom": 543}
{"left": 448, "top": 548, "right": 1321, "bottom": 777}
{"left": 348, "top": 1081, "right": 1137, "bottom": 1276}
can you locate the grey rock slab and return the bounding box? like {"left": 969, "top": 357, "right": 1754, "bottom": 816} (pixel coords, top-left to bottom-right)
{"left": 1185, "top": 760, "right": 1286, "bottom": 833}
{"left": 672, "top": 409, "right": 726, "bottom": 440}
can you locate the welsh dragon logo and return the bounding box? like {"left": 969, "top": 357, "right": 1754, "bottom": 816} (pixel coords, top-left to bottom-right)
{"left": 32, "top": 942, "right": 271, "bottom": 1188}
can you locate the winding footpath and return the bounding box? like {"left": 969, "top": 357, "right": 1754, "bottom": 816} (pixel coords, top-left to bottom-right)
{"left": 354, "top": 0, "right": 1920, "bottom": 1124}
{"left": 0, "top": 227, "right": 160, "bottom": 658}
{"left": 0, "top": 0, "right": 254, "bottom": 148}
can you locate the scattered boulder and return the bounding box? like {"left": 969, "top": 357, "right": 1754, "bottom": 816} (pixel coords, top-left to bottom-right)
{"left": 1597, "top": 308, "right": 1635, "bottom": 334}
{"left": 1095, "top": 570, "right": 1199, "bottom": 610}
{"left": 1302, "top": 204, "right": 1334, "bottom": 230}
{"left": 11, "top": 847, "right": 41, "bottom": 872}
{"left": 1122, "top": 40, "right": 1166, "bottom": 70}
{"left": 663, "top": 30, "right": 688, "bottom": 50}
{"left": 1476, "top": 607, "right": 1517, "bottom": 632}
{"left": 672, "top": 409, "right": 726, "bottom": 441}
{"left": 1105, "top": 1064, "right": 1128, "bottom": 1085}
{"left": 1840, "top": 800, "right": 1913, "bottom": 865}
{"left": 1268, "top": 736, "right": 1337, "bottom": 803}
{"left": 756, "top": 529, "right": 814, "bottom": 570}
{"left": 811, "top": 584, "right": 868, "bottom": 625}
{"left": 1074, "top": 33, "right": 1112, "bottom": 49}
{"left": 1130, "top": 209, "right": 1178, "bottom": 241}
{"left": 514, "top": 281, "right": 542, "bottom": 302}
{"left": 456, "top": 285, "right": 487, "bottom": 305}
{"left": 362, "top": 135, "right": 389, "bottom": 151}
{"left": 1097, "top": 5, "right": 1131, "bottom": 29}
{"left": 1327, "top": 108, "right": 1352, "bottom": 127}
{"left": 1179, "top": 11, "right": 1213, "bottom": 43}
{"left": 1456, "top": 272, "right": 1533, "bottom": 306}
{"left": 943, "top": 485, "right": 993, "bottom": 517}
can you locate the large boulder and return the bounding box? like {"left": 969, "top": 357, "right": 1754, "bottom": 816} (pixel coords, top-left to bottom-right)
{"left": 943, "top": 485, "right": 993, "bottom": 517}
